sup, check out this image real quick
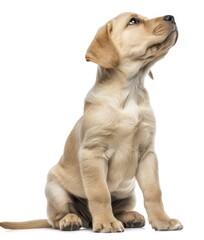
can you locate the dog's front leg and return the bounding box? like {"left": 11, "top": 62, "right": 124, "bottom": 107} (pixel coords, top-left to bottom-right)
{"left": 136, "top": 151, "right": 183, "bottom": 231}
{"left": 80, "top": 147, "right": 124, "bottom": 233}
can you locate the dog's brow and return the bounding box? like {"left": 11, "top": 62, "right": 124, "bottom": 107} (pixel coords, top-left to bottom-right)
{"left": 126, "top": 14, "right": 146, "bottom": 24}
{"left": 128, "top": 14, "right": 140, "bottom": 19}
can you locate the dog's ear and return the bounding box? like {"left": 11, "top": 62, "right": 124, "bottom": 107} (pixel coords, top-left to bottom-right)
{"left": 85, "top": 23, "right": 120, "bottom": 68}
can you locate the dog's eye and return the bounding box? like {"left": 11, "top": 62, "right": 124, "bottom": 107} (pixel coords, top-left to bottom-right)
{"left": 129, "top": 17, "right": 140, "bottom": 25}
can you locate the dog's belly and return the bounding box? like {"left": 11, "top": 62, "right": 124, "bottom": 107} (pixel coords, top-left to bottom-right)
{"left": 110, "top": 179, "right": 136, "bottom": 199}
{"left": 106, "top": 138, "right": 139, "bottom": 196}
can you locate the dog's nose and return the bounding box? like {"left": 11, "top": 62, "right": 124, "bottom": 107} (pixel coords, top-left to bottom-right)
{"left": 163, "top": 15, "right": 175, "bottom": 24}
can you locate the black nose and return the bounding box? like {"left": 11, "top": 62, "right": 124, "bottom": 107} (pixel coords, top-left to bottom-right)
{"left": 163, "top": 15, "right": 175, "bottom": 24}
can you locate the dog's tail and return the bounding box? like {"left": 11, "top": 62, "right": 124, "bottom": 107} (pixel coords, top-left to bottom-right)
{"left": 0, "top": 219, "right": 51, "bottom": 229}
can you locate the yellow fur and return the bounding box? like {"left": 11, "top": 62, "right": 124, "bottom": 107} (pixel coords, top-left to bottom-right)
{"left": 0, "top": 12, "right": 182, "bottom": 233}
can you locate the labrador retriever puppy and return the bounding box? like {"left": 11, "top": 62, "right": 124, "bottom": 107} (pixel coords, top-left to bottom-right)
{"left": 0, "top": 12, "right": 183, "bottom": 233}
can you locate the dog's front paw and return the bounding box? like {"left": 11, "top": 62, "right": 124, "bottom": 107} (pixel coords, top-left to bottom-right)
{"left": 151, "top": 218, "right": 183, "bottom": 231}
{"left": 93, "top": 219, "right": 124, "bottom": 233}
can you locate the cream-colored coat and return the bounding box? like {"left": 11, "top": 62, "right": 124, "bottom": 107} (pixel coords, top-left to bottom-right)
{"left": 0, "top": 12, "right": 183, "bottom": 233}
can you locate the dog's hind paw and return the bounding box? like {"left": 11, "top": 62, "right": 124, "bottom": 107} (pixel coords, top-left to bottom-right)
{"left": 59, "top": 213, "right": 82, "bottom": 231}
{"left": 115, "top": 211, "right": 145, "bottom": 228}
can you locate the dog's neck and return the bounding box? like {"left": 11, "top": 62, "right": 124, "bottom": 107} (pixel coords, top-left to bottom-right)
{"left": 95, "top": 64, "right": 150, "bottom": 90}
{"left": 85, "top": 65, "right": 150, "bottom": 107}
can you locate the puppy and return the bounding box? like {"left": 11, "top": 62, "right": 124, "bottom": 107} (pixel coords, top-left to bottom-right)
{"left": 0, "top": 12, "right": 183, "bottom": 233}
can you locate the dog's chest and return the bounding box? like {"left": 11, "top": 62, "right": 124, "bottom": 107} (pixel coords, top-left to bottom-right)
{"left": 106, "top": 97, "right": 155, "bottom": 192}
{"left": 116, "top": 97, "right": 155, "bottom": 142}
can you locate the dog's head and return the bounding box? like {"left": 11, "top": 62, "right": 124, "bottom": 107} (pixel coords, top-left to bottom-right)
{"left": 86, "top": 12, "right": 178, "bottom": 76}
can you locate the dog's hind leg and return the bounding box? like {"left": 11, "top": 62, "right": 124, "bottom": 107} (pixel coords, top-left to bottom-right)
{"left": 45, "top": 179, "right": 82, "bottom": 231}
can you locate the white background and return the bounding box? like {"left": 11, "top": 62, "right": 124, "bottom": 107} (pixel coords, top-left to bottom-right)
{"left": 0, "top": 0, "right": 203, "bottom": 239}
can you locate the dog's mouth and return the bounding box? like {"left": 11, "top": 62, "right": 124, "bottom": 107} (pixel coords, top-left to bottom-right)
{"left": 147, "top": 28, "right": 178, "bottom": 53}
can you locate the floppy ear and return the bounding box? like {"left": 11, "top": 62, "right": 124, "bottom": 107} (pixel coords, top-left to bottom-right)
{"left": 85, "top": 23, "right": 120, "bottom": 68}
